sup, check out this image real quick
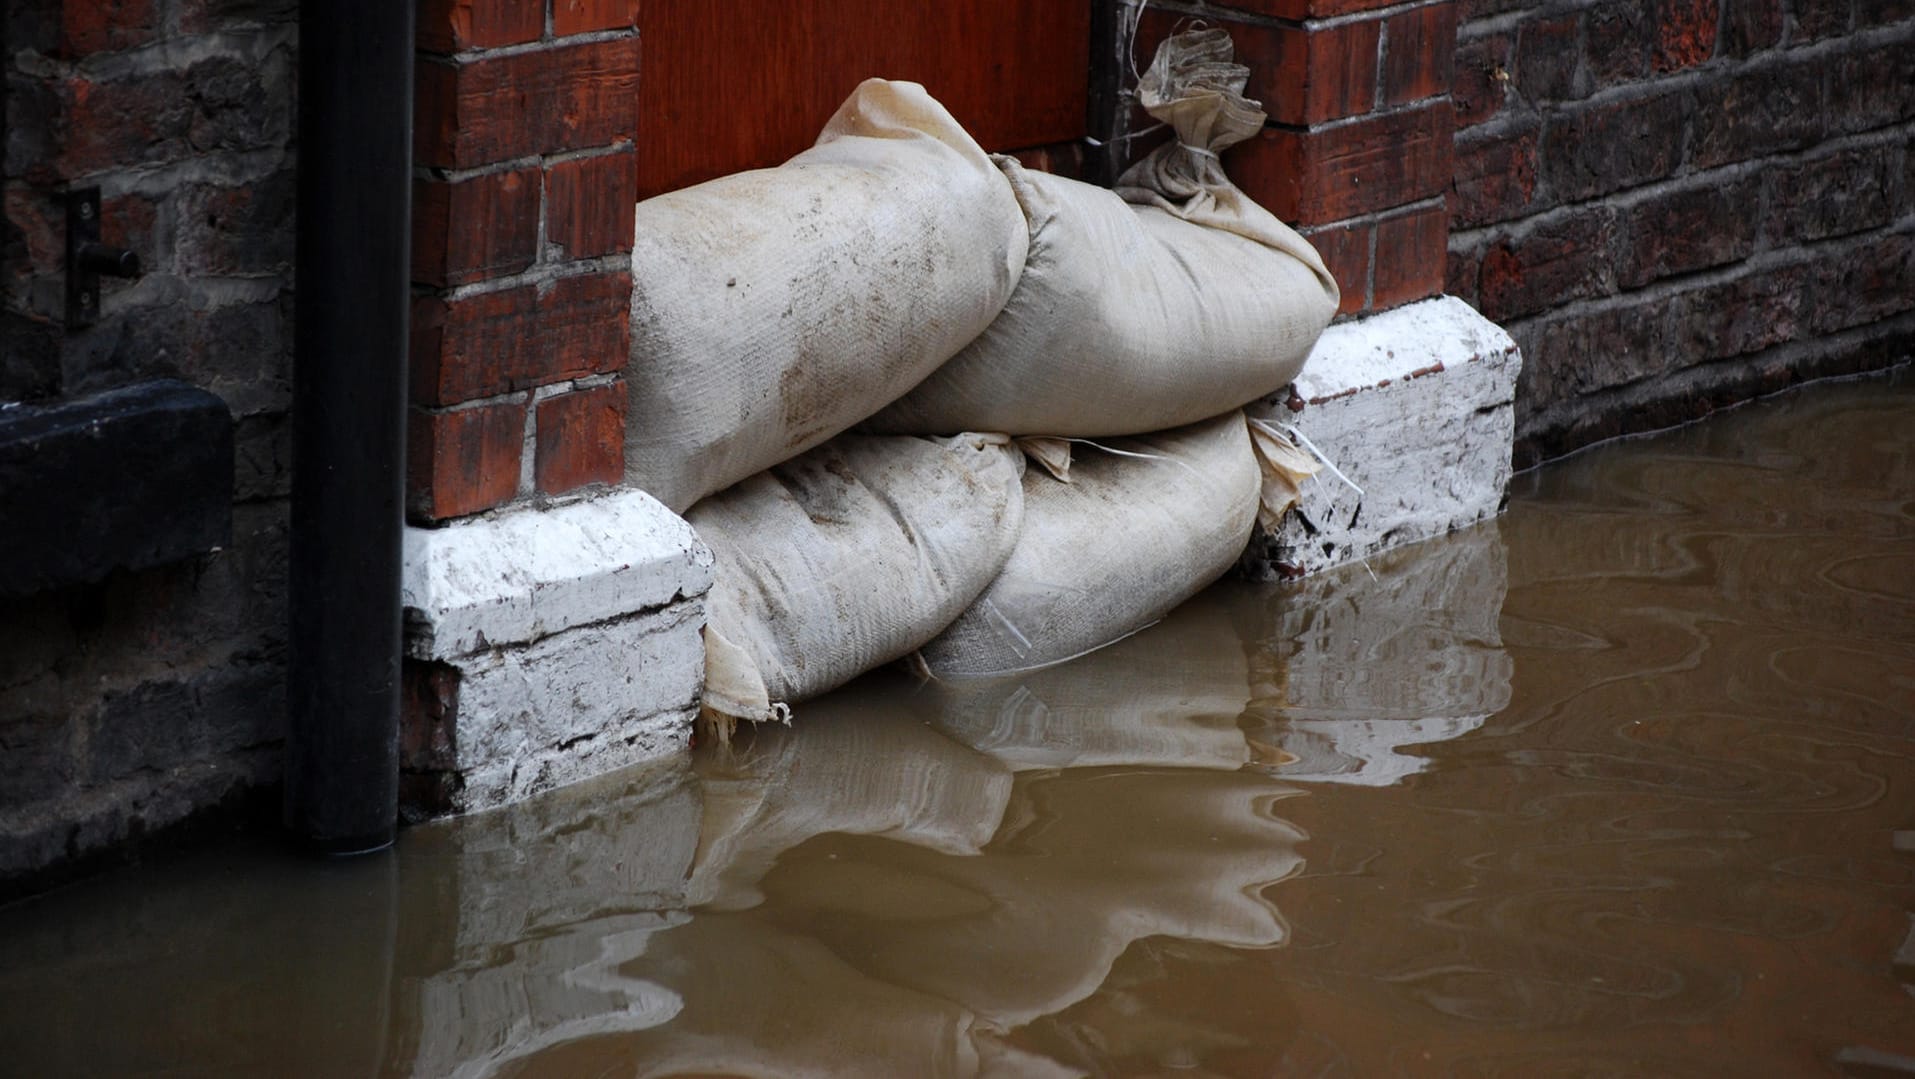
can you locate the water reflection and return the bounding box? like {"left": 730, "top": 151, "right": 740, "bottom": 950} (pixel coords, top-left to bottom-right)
{"left": 2, "top": 374, "right": 1912, "bottom": 1075}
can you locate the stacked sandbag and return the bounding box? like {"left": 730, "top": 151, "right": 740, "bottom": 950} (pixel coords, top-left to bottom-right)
{"left": 920, "top": 412, "right": 1263, "bottom": 678}
{"left": 862, "top": 28, "right": 1339, "bottom": 438}
{"left": 688, "top": 431, "right": 1025, "bottom": 736}
{"left": 625, "top": 79, "right": 1030, "bottom": 511}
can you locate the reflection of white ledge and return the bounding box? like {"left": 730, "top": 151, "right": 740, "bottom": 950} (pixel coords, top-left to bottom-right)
{"left": 1245, "top": 295, "right": 1521, "bottom": 578}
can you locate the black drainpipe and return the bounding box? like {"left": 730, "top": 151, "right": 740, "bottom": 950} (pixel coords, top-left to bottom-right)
{"left": 286, "top": 1, "right": 414, "bottom": 853}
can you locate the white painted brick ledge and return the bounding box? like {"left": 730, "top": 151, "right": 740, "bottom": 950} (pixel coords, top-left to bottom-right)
{"left": 1244, "top": 295, "right": 1522, "bottom": 579}
{"left": 402, "top": 488, "right": 714, "bottom": 661}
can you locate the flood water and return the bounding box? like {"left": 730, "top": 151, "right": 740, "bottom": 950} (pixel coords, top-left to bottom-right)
{"left": 3, "top": 370, "right": 1913, "bottom": 1077}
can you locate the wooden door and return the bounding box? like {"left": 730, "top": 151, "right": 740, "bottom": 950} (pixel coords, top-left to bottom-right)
{"left": 636, "top": 1, "right": 1091, "bottom": 198}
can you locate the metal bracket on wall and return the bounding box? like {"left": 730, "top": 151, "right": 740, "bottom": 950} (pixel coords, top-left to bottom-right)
{"left": 65, "top": 186, "right": 143, "bottom": 329}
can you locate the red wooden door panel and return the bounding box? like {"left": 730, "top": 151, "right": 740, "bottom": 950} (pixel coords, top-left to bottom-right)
{"left": 637, "top": 1, "right": 1090, "bottom": 198}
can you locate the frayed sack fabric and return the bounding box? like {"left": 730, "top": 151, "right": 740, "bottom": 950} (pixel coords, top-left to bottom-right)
{"left": 919, "top": 411, "right": 1263, "bottom": 678}
{"left": 863, "top": 29, "right": 1340, "bottom": 438}
{"left": 626, "top": 79, "right": 1029, "bottom": 512}
{"left": 690, "top": 431, "right": 1025, "bottom": 737}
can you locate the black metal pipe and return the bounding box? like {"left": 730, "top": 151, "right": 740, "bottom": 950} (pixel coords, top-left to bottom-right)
{"left": 287, "top": 1, "right": 413, "bottom": 852}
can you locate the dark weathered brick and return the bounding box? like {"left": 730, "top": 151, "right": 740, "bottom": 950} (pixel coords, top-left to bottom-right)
{"left": 0, "top": 710, "right": 76, "bottom": 809}
{"left": 412, "top": 167, "right": 540, "bottom": 287}
{"left": 1453, "top": 33, "right": 1513, "bottom": 129}
{"left": 401, "top": 660, "right": 461, "bottom": 773}
{"left": 1445, "top": 240, "right": 1483, "bottom": 306}
{"left": 1855, "top": 0, "right": 1915, "bottom": 26}
{"left": 1541, "top": 88, "right": 1688, "bottom": 202}
{"left": 411, "top": 271, "right": 630, "bottom": 406}
{"left": 232, "top": 412, "right": 291, "bottom": 502}
{"left": 175, "top": 170, "right": 295, "bottom": 276}
{"left": 1653, "top": 0, "right": 1720, "bottom": 70}
{"left": 1478, "top": 206, "right": 1619, "bottom": 321}
{"left": 1826, "top": 38, "right": 1915, "bottom": 135}
{"left": 59, "top": 0, "right": 159, "bottom": 57}
{"left": 1373, "top": 203, "right": 1450, "bottom": 309}
{"left": 1382, "top": 3, "right": 1458, "bottom": 107}
{"left": 535, "top": 381, "right": 626, "bottom": 495}
{"left": 1689, "top": 60, "right": 1823, "bottom": 168}
{"left": 1619, "top": 176, "right": 1761, "bottom": 289}
{"left": 1764, "top": 144, "right": 1897, "bottom": 245}
{"left": 1720, "top": 0, "right": 1786, "bottom": 54}
{"left": 1301, "top": 221, "right": 1371, "bottom": 315}
{"left": 1675, "top": 260, "right": 1811, "bottom": 360}
{"left": 415, "top": 38, "right": 640, "bottom": 169}
{"left": 1451, "top": 122, "right": 1540, "bottom": 228}
{"left": 1812, "top": 231, "right": 1915, "bottom": 334}
{"left": 1584, "top": 2, "right": 1652, "bottom": 89}
{"left": 546, "top": 150, "right": 637, "bottom": 260}
{"left": 1530, "top": 298, "right": 1678, "bottom": 412}
{"left": 89, "top": 679, "right": 198, "bottom": 782}
{"left": 1515, "top": 13, "right": 1582, "bottom": 102}
{"left": 0, "top": 312, "right": 62, "bottom": 401}
{"left": 1789, "top": 0, "right": 1853, "bottom": 40}
{"left": 406, "top": 401, "right": 525, "bottom": 522}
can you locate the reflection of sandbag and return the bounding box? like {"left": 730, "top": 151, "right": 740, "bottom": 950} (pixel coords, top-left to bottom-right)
{"left": 862, "top": 30, "right": 1337, "bottom": 439}
{"left": 690, "top": 432, "right": 1025, "bottom": 732}
{"left": 922, "top": 412, "right": 1261, "bottom": 677}
{"left": 920, "top": 587, "right": 1256, "bottom": 772}
{"left": 687, "top": 680, "right": 1015, "bottom": 911}
{"left": 626, "top": 913, "right": 1077, "bottom": 1079}
{"left": 759, "top": 768, "right": 1304, "bottom": 1031}
{"left": 625, "top": 79, "right": 1029, "bottom": 511}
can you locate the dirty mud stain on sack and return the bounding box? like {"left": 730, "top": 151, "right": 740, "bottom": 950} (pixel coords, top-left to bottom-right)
{"left": 1, "top": 372, "right": 1913, "bottom": 1076}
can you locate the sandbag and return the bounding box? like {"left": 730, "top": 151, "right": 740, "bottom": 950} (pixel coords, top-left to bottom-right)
{"left": 862, "top": 30, "right": 1339, "bottom": 438}
{"left": 920, "top": 411, "right": 1262, "bottom": 678}
{"left": 626, "top": 80, "right": 1030, "bottom": 511}
{"left": 689, "top": 431, "right": 1025, "bottom": 734}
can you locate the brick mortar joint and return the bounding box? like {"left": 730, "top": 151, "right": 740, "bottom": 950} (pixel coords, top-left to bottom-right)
{"left": 1266, "top": 93, "right": 1453, "bottom": 135}
{"left": 12, "top": 24, "right": 296, "bottom": 82}
{"left": 1480, "top": 214, "right": 1915, "bottom": 332}
{"left": 1301, "top": 195, "right": 1449, "bottom": 233}
{"left": 1450, "top": 116, "right": 1915, "bottom": 250}
{"left": 1142, "top": 0, "right": 1453, "bottom": 33}
{"left": 420, "top": 254, "right": 634, "bottom": 303}
{"left": 419, "top": 371, "right": 626, "bottom": 418}
{"left": 1518, "top": 315, "right": 1915, "bottom": 448}
{"left": 415, "top": 27, "right": 638, "bottom": 64}
{"left": 413, "top": 142, "right": 635, "bottom": 185}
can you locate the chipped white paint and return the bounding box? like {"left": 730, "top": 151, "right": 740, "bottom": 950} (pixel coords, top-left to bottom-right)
{"left": 399, "top": 491, "right": 714, "bottom": 817}
{"left": 1244, "top": 295, "right": 1521, "bottom": 578}
{"left": 402, "top": 488, "right": 714, "bottom": 661}
{"left": 441, "top": 602, "right": 707, "bottom": 814}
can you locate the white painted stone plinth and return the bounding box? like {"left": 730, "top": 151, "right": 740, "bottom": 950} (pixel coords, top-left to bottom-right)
{"left": 401, "top": 489, "right": 715, "bottom": 814}
{"left": 1243, "top": 295, "right": 1521, "bottom": 579}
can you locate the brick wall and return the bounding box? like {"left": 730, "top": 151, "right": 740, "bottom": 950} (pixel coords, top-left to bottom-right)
{"left": 407, "top": 0, "right": 638, "bottom": 522}
{"left": 1, "top": 0, "right": 298, "bottom": 891}
{"left": 1129, "top": 0, "right": 1460, "bottom": 317}
{"left": 1447, "top": 0, "right": 1915, "bottom": 465}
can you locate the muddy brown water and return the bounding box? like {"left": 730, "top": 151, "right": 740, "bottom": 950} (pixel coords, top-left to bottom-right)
{"left": 3, "top": 371, "right": 1912, "bottom": 1077}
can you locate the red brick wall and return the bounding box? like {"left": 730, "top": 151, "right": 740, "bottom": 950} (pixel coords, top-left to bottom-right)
{"left": 1133, "top": 0, "right": 1460, "bottom": 317}
{"left": 408, "top": 0, "right": 639, "bottom": 522}
{"left": 1448, "top": 0, "right": 1915, "bottom": 465}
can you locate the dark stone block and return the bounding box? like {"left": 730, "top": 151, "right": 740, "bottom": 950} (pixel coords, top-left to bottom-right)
{"left": 0, "top": 379, "right": 232, "bottom": 595}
